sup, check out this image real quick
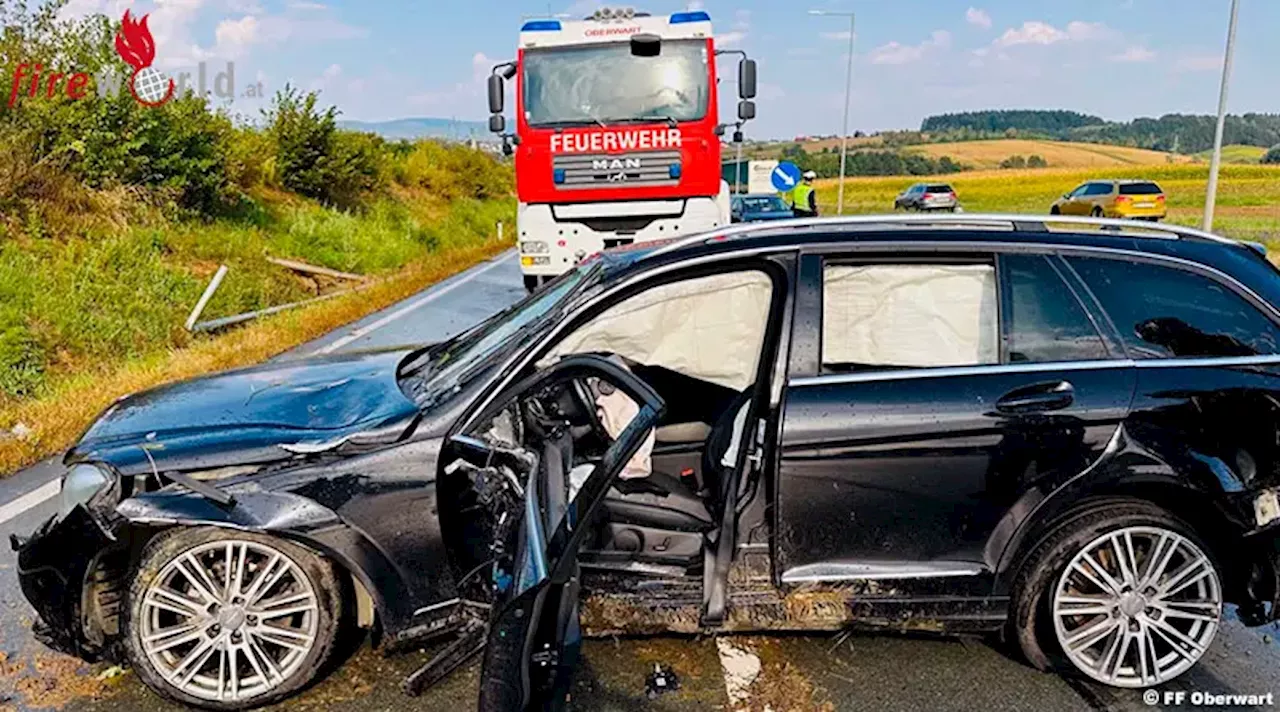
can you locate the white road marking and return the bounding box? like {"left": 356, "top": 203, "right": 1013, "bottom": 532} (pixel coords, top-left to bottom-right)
{"left": 313, "top": 251, "right": 516, "bottom": 356}
{"left": 716, "top": 637, "right": 764, "bottom": 710}
{"left": 0, "top": 480, "right": 60, "bottom": 527}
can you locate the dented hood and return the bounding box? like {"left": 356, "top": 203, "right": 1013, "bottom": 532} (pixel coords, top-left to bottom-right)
{"left": 69, "top": 347, "right": 420, "bottom": 473}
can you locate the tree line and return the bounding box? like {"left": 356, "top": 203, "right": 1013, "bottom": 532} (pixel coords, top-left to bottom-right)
{"left": 920, "top": 110, "right": 1280, "bottom": 154}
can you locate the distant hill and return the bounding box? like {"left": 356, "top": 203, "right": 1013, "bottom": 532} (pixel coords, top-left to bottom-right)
{"left": 339, "top": 117, "right": 489, "bottom": 141}
{"left": 920, "top": 110, "right": 1280, "bottom": 154}
{"left": 907, "top": 139, "right": 1192, "bottom": 170}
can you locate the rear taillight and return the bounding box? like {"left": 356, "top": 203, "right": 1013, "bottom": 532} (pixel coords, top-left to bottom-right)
{"left": 1115, "top": 195, "right": 1130, "bottom": 203}
{"left": 949, "top": 192, "right": 957, "bottom": 198}
{"left": 1156, "top": 194, "right": 1166, "bottom": 202}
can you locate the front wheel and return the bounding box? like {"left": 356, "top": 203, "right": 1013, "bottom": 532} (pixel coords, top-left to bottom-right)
{"left": 123, "top": 528, "right": 344, "bottom": 710}
{"left": 1011, "top": 499, "right": 1222, "bottom": 689}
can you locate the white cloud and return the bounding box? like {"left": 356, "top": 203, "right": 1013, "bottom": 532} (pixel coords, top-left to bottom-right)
{"left": 1111, "top": 45, "right": 1156, "bottom": 63}
{"left": 994, "top": 20, "right": 1068, "bottom": 47}
{"left": 991, "top": 19, "right": 1113, "bottom": 49}
{"left": 213, "top": 15, "right": 259, "bottom": 56}
{"left": 718, "top": 31, "right": 745, "bottom": 47}
{"left": 716, "top": 9, "right": 750, "bottom": 48}
{"left": 1175, "top": 54, "right": 1223, "bottom": 72}
{"left": 966, "top": 7, "right": 992, "bottom": 29}
{"left": 287, "top": 0, "right": 327, "bottom": 9}
{"left": 869, "top": 30, "right": 951, "bottom": 65}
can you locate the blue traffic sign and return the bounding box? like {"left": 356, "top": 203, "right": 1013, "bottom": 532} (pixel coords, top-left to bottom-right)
{"left": 771, "top": 161, "right": 802, "bottom": 192}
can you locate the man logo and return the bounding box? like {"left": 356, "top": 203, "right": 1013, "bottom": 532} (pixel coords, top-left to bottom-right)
{"left": 592, "top": 157, "right": 642, "bottom": 171}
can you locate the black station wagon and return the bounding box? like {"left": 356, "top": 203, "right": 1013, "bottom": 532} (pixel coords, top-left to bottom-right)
{"left": 14, "top": 214, "right": 1280, "bottom": 710}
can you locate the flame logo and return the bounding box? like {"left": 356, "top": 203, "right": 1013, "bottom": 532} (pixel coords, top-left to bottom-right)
{"left": 114, "top": 10, "right": 174, "bottom": 106}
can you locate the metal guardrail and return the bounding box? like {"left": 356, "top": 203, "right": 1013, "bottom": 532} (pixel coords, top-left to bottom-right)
{"left": 650, "top": 213, "right": 1241, "bottom": 259}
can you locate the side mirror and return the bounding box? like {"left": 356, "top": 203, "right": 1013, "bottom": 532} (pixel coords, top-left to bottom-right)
{"left": 487, "top": 74, "right": 504, "bottom": 115}
{"left": 737, "top": 100, "right": 756, "bottom": 121}
{"left": 713, "top": 124, "right": 726, "bottom": 137}
{"left": 489, "top": 114, "right": 505, "bottom": 134}
{"left": 733, "top": 128, "right": 744, "bottom": 144}
{"left": 631, "top": 33, "right": 661, "bottom": 57}
{"left": 738, "top": 58, "right": 757, "bottom": 99}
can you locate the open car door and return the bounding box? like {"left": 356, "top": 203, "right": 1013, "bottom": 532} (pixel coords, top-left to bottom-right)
{"left": 472, "top": 355, "right": 666, "bottom": 711}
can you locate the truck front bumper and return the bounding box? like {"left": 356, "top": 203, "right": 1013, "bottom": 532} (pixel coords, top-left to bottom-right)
{"left": 517, "top": 197, "right": 726, "bottom": 277}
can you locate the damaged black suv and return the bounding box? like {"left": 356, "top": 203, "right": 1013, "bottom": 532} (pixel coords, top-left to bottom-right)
{"left": 14, "top": 214, "right": 1280, "bottom": 710}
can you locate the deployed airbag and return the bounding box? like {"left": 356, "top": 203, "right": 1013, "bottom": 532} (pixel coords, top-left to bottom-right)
{"left": 547, "top": 271, "right": 772, "bottom": 391}
{"left": 823, "top": 264, "right": 998, "bottom": 368}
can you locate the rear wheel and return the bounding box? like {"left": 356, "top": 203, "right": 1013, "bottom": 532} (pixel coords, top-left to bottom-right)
{"left": 1011, "top": 499, "right": 1222, "bottom": 689}
{"left": 123, "top": 528, "right": 344, "bottom": 710}
{"left": 1091, "top": 206, "right": 1105, "bottom": 218}
{"left": 1050, "top": 206, "right": 1061, "bottom": 215}
{"left": 523, "top": 275, "right": 541, "bottom": 293}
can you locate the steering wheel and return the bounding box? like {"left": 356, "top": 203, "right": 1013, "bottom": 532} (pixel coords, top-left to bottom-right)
{"left": 570, "top": 378, "right": 606, "bottom": 437}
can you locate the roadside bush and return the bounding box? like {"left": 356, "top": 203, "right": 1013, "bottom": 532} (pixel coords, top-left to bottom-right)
{"left": 1027, "top": 154, "right": 1048, "bottom": 168}
{"left": 1263, "top": 145, "right": 1280, "bottom": 165}
{"left": 390, "top": 140, "right": 512, "bottom": 201}
{"left": 264, "top": 86, "right": 383, "bottom": 208}
{"left": 1000, "top": 155, "right": 1028, "bottom": 169}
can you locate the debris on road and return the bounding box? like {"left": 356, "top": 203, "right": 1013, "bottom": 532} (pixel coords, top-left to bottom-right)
{"left": 267, "top": 257, "right": 367, "bottom": 282}
{"left": 644, "top": 662, "right": 680, "bottom": 699}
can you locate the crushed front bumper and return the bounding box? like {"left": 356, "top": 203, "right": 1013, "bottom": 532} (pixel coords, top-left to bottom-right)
{"left": 11, "top": 506, "right": 120, "bottom": 661}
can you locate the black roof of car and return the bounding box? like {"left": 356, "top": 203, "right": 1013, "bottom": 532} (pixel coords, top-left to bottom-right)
{"left": 597, "top": 214, "right": 1280, "bottom": 309}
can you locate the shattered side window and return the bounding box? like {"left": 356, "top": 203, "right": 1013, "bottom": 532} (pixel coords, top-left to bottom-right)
{"left": 821, "top": 263, "right": 999, "bottom": 371}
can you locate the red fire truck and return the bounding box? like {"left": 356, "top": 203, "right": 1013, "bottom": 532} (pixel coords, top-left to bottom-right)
{"left": 487, "top": 7, "right": 757, "bottom": 291}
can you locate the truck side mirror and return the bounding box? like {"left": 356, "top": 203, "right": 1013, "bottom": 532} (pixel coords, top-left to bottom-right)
{"left": 631, "top": 33, "right": 661, "bottom": 57}
{"left": 487, "top": 74, "right": 504, "bottom": 115}
{"left": 738, "top": 58, "right": 757, "bottom": 99}
{"left": 489, "top": 114, "right": 505, "bottom": 134}
{"left": 737, "top": 100, "right": 756, "bottom": 121}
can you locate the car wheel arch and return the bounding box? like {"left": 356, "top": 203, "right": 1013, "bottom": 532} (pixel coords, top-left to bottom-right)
{"left": 113, "top": 493, "right": 411, "bottom": 638}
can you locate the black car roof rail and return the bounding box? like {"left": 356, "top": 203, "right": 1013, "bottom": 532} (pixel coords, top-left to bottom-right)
{"left": 647, "top": 213, "right": 1238, "bottom": 259}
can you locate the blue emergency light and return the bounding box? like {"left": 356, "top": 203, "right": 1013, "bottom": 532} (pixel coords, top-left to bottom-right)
{"left": 669, "top": 11, "right": 711, "bottom": 24}
{"left": 521, "top": 19, "right": 563, "bottom": 32}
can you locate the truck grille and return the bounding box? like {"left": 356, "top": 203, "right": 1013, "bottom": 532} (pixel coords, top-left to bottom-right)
{"left": 553, "top": 150, "right": 681, "bottom": 190}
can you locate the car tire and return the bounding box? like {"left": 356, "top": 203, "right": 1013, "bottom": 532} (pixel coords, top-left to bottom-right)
{"left": 523, "top": 275, "right": 541, "bottom": 293}
{"left": 1091, "top": 206, "right": 1105, "bottom": 218}
{"left": 123, "top": 527, "right": 345, "bottom": 710}
{"left": 1050, "top": 206, "right": 1061, "bottom": 216}
{"left": 1009, "top": 498, "right": 1223, "bottom": 689}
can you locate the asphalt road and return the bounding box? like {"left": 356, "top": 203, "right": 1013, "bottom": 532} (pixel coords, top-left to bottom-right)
{"left": 1, "top": 249, "right": 1277, "bottom": 711}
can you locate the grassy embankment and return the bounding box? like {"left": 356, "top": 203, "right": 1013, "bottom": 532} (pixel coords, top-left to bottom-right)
{"left": 813, "top": 164, "right": 1280, "bottom": 242}
{"left": 0, "top": 3, "right": 515, "bottom": 473}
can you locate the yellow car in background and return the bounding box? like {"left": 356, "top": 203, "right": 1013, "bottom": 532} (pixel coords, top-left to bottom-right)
{"left": 1050, "top": 179, "right": 1167, "bottom": 221}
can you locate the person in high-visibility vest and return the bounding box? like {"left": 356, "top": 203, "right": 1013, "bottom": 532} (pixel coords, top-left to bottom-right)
{"left": 791, "top": 170, "right": 818, "bottom": 217}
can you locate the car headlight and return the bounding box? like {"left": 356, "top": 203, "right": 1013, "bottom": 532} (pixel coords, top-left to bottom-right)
{"left": 59, "top": 463, "right": 112, "bottom": 519}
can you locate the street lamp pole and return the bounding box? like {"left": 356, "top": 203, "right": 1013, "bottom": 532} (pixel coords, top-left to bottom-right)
{"left": 1204, "top": 0, "right": 1240, "bottom": 232}
{"left": 811, "top": 10, "right": 855, "bottom": 214}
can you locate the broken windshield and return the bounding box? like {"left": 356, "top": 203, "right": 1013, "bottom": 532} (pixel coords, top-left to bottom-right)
{"left": 522, "top": 40, "right": 710, "bottom": 127}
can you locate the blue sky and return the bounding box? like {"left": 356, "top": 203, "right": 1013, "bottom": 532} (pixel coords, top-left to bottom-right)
{"left": 62, "top": 0, "right": 1279, "bottom": 139}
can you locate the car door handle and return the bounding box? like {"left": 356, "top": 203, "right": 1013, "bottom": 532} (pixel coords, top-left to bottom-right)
{"left": 996, "top": 381, "right": 1075, "bottom": 414}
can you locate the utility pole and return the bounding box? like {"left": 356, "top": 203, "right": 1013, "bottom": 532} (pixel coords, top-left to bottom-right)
{"left": 1204, "top": 0, "right": 1240, "bottom": 232}
{"left": 810, "top": 10, "right": 855, "bottom": 214}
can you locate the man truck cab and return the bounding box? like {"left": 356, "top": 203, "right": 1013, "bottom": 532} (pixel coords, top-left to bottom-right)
{"left": 485, "top": 7, "right": 758, "bottom": 291}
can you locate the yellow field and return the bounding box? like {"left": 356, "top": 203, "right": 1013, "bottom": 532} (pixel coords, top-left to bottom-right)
{"left": 811, "top": 164, "right": 1280, "bottom": 242}
{"left": 905, "top": 139, "right": 1194, "bottom": 169}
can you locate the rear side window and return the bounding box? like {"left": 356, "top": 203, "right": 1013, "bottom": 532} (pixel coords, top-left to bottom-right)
{"left": 1003, "top": 255, "right": 1110, "bottom": 363}
{"left": 1085, "top": 183, "right": 1114, "bottom": 196}
{"left": 1119, "top": 182, "right": 1162, "bottom": 195}
{"left": 822, "top": 263, "right": 998, "bottom": 371}
{"left": 926, "top": 184, "right": 953, "bottom": 193}
{"left": 1068, "top": 256, "right": 1280, "bottom": 358}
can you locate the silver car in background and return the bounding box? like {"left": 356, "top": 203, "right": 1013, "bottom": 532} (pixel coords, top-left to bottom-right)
{"left": 894, "top": 182, "right": 960, "bottom": 212}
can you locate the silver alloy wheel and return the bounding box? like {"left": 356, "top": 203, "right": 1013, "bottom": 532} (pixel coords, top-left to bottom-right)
{"left": 1052, "top": 525, "right": 1221, "bottom": 688}
{"left": 138, "top": 539, "right": 320, "bottom": 703}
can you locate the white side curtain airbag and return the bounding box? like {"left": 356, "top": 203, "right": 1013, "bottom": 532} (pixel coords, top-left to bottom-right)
{"left": 822, "top": 264, "right": 998, "bottom": 368}
{"left": 546, "top": 271, "right": 772, "bottom": 392}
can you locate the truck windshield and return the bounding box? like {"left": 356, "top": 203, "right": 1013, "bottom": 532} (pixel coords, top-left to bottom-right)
{"left": 523, "top": 40, "right": 710, "bottom": 127}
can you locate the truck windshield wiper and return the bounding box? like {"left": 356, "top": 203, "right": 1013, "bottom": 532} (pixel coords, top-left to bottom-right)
{"left": 608, "top": 115, "right": 679, "bottom": 128}
{"left": 532, "top": 118, "right": 610, "bottom": 129}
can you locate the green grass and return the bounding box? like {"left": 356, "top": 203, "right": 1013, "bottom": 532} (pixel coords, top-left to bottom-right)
{"left": 1193, "top": 145, "right": 1268, "bottom": 164}
{"left": 812, "top": 164, "right": 1280, "bottom": 243}
{"left": 0, "top": 192, "right": 514, "bottom": 400}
